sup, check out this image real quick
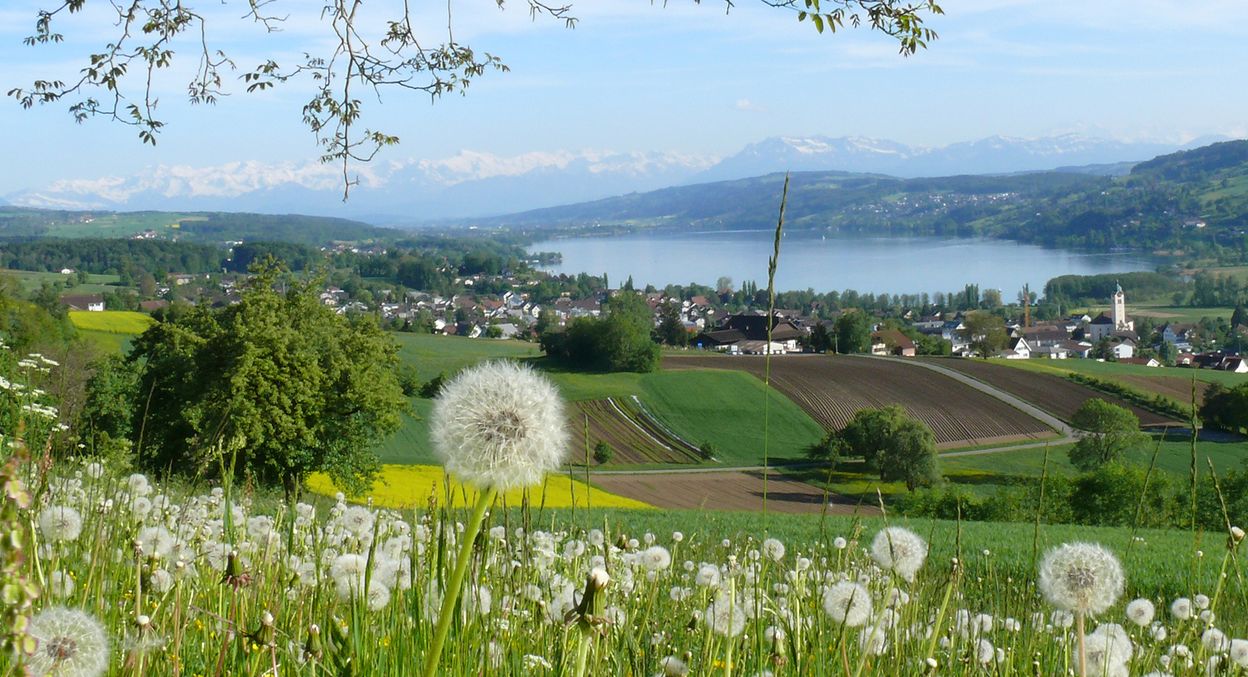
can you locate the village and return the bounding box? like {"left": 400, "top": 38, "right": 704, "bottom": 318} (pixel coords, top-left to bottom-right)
{"left": 55, "top": 262, "right": 1248, "bottom": 373}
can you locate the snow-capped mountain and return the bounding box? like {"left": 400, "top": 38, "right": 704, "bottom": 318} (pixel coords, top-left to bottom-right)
{"left": 7, "top": 134, "right": 1229, "bottom": 223}
{"left": 696, "top": 133, "right": 1227, "bottom": 182}
{"left": 7, "top": 150, "right": 717, "bottom": 224}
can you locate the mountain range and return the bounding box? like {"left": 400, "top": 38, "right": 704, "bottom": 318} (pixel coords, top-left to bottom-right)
{"left": 4, "top": 134, "right": 1231, "bottom": 224}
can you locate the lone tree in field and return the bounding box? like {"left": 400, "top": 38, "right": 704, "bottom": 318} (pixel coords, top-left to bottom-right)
{"left": 1068, "top": 398, "right": 1147, "bottom": 472}
{"left": 128, "top": 260, "right": 406, "bottom": 498}
{"left": 828, "top": 405, "right": 939, "bottom": 491}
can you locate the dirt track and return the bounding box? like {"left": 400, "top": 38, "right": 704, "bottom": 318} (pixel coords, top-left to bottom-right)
{"left": 592, "top": 469, "right": 879, "bottom": 515}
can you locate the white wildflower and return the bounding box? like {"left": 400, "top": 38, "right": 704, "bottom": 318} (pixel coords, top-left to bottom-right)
{"left": 762, "top": 538, "right": 785, "bottom": 561}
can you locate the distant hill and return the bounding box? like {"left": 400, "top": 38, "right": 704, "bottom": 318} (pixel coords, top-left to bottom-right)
{"left": 0, "top": 208, "right": 398, "bottom": 247}
{"left": 472, "top": 140, "right": 1248, "bottom": 257}
{"left": 5, "top": 134, "right": 1222, "bottom": 222}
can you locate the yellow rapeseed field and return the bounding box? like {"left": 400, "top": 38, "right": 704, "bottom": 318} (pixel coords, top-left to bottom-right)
{"left": 306, "top": 464, "right": 653, "bottom": 510}
{"left": 68, "top": 310, "right": 156, "bottom": 334}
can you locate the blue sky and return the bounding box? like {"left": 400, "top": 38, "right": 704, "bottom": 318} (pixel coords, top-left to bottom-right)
{"left": 2, "top": 0, "right": 1247, "bottom": 191}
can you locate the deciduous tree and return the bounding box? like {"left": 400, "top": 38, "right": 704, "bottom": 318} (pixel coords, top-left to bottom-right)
{"left": 1068, "top": 398, "right": 1146, "bottom": 471}
{"left": 128, "top": 260, "right": 406, "bottom": 498}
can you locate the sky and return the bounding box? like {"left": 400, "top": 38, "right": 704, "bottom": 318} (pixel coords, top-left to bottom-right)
{"left": 2, "top": 0, "right": 1247, "bottom": 191}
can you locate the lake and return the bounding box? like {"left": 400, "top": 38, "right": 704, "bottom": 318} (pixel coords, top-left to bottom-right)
{"left": 529, "top": 231, "right": 1158, "bottom": 296}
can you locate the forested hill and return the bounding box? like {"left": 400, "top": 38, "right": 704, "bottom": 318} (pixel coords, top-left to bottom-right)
{"left": 0, "top": 208, "right": 397, "bottom": 246}
{"left": 472, "top": 140, "right": 1248, "bottom": 260}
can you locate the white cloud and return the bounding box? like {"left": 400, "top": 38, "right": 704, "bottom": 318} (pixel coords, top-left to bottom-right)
{"left": 735, "top": 98, "right": 768, "bottom": 113}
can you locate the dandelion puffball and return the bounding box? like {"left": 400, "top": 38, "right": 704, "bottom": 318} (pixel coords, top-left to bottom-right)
{"left": 1038, "top": 542, "right": 1124, "bottom": 615}
{"left": 27, "top": 607, "right": 110, "bottom": 677}
{"left": 822, "top": 581, "right": 873, "bottom": 627}
{"left": 870, "top": 527, "right": 928, "bottom": 583}
{"left": 430, "top": 360, "right": 569, "bottom": 491}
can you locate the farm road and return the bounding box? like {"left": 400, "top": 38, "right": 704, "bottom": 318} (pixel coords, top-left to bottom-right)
{"left": 861, "top": 355, "right": 1075, "bottom": 440}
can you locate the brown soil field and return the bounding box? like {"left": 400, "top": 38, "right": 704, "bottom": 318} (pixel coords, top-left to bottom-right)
{"left": 591, "top": 469, "right": 875, "bottom": 515}
{"left": 932, "top": 358, "right": 1180, "bottom": 426}
{"left": 569, "top": 398, "right": 702, "bottom": 465}
{"left": 665, "top": 355, "right": 1054, "bottom": 448}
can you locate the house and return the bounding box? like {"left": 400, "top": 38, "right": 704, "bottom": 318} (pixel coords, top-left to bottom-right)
{"left": 1087, "top": 313, "right": 1118, "bottom": 341}
{"left": 999, "top": 336, "right": 1032, "bottom": 360}
{"left": 871, "top": 329, "right": 916, "bottom": 357}
{"left": 695, "top": 314, "right": 804, "bottom": 354}
{"left": 1019, "top": 324, "right": 1071, "bottom": 348}
{"left": 1118, "top": 357, "right": 1161, "bottom": 367}
{"left": 1109, "top": 338, "right": 1136, "bottom": 360}
{"left": 1061, "top": 340, "right": 1094, "bottom": 359}
{"left": 1039, "top": 345, "right": 1070, "bottom": 360}
{"left": 1175, "top": 353, "right": 1197, "bottom": 366}
{"left": 139, "top": 300, "right": 169, "bottom": 312}
{"left": 1160, "top": 323, "right": 1196, "bottom": 350}
{"left": 1218, "top": 356, "right": 1248, "bottom": 373}
{"left": 61, "top": 294, "right": 105, "bottom": 312}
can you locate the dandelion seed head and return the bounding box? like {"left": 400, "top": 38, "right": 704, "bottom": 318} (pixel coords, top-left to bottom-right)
{"left": 641, "top": 545, "right": 672, "bottom": 572}
{"left": 822, "top": 581, "right": 872, "bottom": 627}
{"left": 1229, "top": 639, "right": 1248, "bottom": 668}
{"left": 1170, "top": 597, "right": 1193, "bottom": 620}
{"left": 1126, "top": 598, "right": 1155, "bottom": 627}
{"left": 1037, "top": 542, "right": 1123, "bottom": 614}
{"left": 27, "top": 607, "right": 110, "bottom": 677}
{"left": 870, "top": 527, "right": 927, "bottom": 583}
{"left": 705, "top": 593, "right": 746, "bottom": 637}
{"left": 659, "top": 655, "right": 690, "bottom": 676}
{"left": 762, "top": 538, "right": 785, "bottom": 562}
{"left": 49, "top": 571, "right": 75, "bottom": 599}
{"left": 39, "top": 505, "right": 83, "bottom": 543}
{"left": 430, "top": 361, "right": 568, "bottom": 490}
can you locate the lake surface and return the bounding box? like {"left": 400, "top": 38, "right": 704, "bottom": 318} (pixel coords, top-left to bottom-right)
{"left": 529, "top": 231, "right": 1158, "bottom": 296}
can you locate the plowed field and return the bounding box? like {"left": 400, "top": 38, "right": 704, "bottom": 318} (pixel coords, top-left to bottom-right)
{"left": 665, "top": 355, "right": 1054, "bottom": 448}
{"left": 569, "top": 398, "right": 702, "bottom": 465}
{"left": 932, "top": 358, "right": 1181, "bottom": 426}
{"left": 591, "top": 469, "right": 875, "bottom": 515}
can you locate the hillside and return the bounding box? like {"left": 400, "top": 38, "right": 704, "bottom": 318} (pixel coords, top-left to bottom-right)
{"left": 0, "top": 207, "right": 397, "bottom": 246}
{"left": 476, "top": 140, "right": 1248, "bottom": 258}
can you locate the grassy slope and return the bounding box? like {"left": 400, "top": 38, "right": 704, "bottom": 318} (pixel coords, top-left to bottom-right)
{"left": 393, "top": 332, "right": 540, "bottom": 382}
{"left": 1010, "top": 356, "right": 1248, "bottom": 387}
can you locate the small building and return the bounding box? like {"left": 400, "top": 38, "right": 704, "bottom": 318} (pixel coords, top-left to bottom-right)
{"left": 61, "top": 294, "right": 105, "bottom": 312}
{"left": 871, "top": 329, "right": 916, "bottom": 357}
{"left": 999, "top": 336, "right": 1032, "bottom": 360}
{"left": 1118, "top": 357, "right": 1161, "bottom": 367}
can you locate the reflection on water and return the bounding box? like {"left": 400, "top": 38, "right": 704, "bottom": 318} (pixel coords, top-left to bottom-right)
{"left": 530, "top": 231, "right": 1157, "bottom": 296}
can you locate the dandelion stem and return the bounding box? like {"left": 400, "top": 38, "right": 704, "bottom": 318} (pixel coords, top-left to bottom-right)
{"left": 1075, "top": 611, "right": 1087, "bottom": 677}
{"left": 420, "top": 486, "right": 496, "bottom": 677}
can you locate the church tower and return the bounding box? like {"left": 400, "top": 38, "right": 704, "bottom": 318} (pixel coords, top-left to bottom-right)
{"left": 1111, "top": 282, "right": 1132, "bottom": 331}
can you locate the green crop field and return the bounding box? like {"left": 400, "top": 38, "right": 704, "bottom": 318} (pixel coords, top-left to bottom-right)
{"left": 42, "top": 212, "right": 197, "bottom": 238}
{"left": 637, "top": 369, "right": 824, "bottom": 465}
{"left": 1080, "top": 304, "right": 1238, "bottom": 323}
{"left": 68, "top": 310, "right": 155, "bottom": 334}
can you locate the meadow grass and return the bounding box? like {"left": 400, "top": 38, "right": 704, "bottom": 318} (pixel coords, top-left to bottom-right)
{"left": 1080, "top": 304, "right": 1237, "bottom": 323}
{"left": 74, "top": 328, "right": 135, "bottom": 354}
{"left": 393, "top": 332, "right": 540, "bottom": 382}
{"left": 1, "top": 268, "right": 124, "bottom": 294}
{"left": 68, "top": 310, "right": 156, "bottom": 334}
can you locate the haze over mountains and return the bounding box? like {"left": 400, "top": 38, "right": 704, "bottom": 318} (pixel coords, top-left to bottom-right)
{"left": 5, "top": 134, "right": 1230, "bottom": 224}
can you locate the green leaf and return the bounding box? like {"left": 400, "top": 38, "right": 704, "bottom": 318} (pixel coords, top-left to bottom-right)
{"left": 812, "top": 14, "right": 825, "bottom": 33}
